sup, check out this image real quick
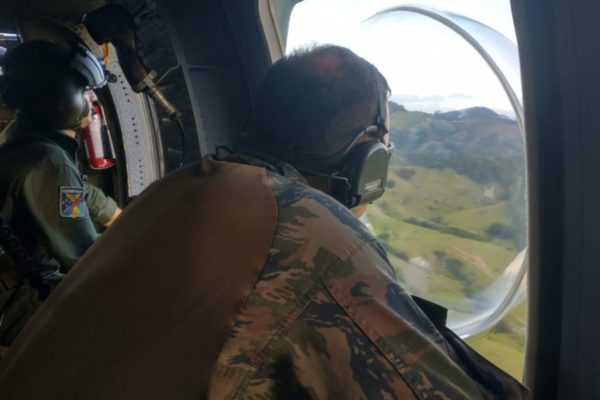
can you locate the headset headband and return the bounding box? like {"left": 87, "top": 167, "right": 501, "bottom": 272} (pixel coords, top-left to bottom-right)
{"left": 372, "top": 64, "right": 390, "bottom": 135}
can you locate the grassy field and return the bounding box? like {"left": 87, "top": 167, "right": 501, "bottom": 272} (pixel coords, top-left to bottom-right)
{"left": 368, "top": 158, "right": 521, "bottom": 309}
{"left": 382, "top": 166, "right": 485, "bottom": 220}
{"left": 442, "top": 202, "right": 511, "bottom": 236}
{"left": 466, "top": 301, "right": 527, "bottom": 381}
{"left": 369, "top": 188, "right": 527, "bottom": 379}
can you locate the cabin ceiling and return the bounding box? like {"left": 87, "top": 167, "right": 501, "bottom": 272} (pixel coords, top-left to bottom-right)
{"left": 0, "top": 0, "right": 106, "bottom": 20}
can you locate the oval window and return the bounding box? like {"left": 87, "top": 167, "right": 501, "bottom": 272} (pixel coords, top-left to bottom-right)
{"left": 285, "top": 0, "right": 528, "bottom": 380}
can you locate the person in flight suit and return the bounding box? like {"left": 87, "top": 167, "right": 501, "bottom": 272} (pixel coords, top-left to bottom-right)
{"left": 0, "top": 40, "right": 121, "bottom": 347}
{"left": 0, "top": 45, "right": 527, "bottom": 399}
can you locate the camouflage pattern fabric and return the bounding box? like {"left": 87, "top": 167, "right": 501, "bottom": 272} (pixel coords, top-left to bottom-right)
{"left": 209, "top": 157, "right": 529, "bottom": 399}
{"left": 0, "top": 155, "right": 529, "bottom": 399}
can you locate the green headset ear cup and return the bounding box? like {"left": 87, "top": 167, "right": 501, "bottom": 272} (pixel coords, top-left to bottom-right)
{"left": 341, "top": 141, "right": 390, "bottom": 208}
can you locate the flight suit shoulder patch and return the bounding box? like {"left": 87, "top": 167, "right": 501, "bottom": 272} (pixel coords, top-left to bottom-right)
{"left": 60, "top": 187, "right": 88, "bottom": 219}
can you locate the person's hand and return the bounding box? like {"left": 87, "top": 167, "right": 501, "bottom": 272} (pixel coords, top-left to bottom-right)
{"left": 103, "top": 207, "right": 122, "bottom": 228}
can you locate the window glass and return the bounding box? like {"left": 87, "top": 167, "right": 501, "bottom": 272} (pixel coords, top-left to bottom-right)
{"left": 287, "top": 0, "right": 528, "bottom": 380}
{"left": 267, "top": 0, "right": 302, "bottom": 51}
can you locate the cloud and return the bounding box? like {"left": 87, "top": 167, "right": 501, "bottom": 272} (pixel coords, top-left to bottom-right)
{"left": 390, "top": 94, "right": 477, "bottom": 113}
{"left": 391, "top": 94, "right": 447, "bottom": 103}
{"left": 447, "top": 93, "right": 474, "bottom": 100}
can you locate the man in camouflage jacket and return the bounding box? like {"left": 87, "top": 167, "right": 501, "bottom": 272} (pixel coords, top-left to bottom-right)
{"left": 0, "top": 46, "right": 528, "bottom": 399}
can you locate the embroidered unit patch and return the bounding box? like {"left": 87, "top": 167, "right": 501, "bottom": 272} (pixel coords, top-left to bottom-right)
{"left": 60, "top": 187, "right": 88, "bottom": 218}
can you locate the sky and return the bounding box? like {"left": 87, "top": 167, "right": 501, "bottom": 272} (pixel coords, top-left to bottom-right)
{"left": 286, "top": 0, "right": 520, "bottom": 117}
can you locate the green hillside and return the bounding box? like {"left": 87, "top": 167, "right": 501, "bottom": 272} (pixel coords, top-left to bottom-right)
{"left": 370, "top": 103, "right": 527, "bottom": 380}
{"left": 375, "top": 104, "right": 526, "bottom": 277}
{"left": 390, "top": 105, "right": 525, "bottom": 189}
{"left": 382, "top": 163, "right": 485, "bottom": 220}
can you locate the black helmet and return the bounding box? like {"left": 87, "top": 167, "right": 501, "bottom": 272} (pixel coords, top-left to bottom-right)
{"left": 0, "top": 40, "right": 107, "bottom": 130}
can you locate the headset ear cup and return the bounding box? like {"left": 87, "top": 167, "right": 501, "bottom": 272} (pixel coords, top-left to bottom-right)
{"left": 342, "top": 141, "right": 390, "bottom": 208}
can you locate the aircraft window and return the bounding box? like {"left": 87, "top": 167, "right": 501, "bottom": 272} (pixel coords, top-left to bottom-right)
{"left": 287, "top": 0, "right": 527, "bottom": 380}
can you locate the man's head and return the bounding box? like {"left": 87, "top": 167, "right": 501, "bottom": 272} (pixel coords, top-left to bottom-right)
{"left": 250, "top": 45, "right": 392, "bottom": 208}
{"left": 0, "top": 40, "right": 107, "bottom": 130}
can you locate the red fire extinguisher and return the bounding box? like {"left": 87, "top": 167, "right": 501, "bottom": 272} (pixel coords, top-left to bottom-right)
{"left": 82, "top": 91, "right": 116, "bottom": 170}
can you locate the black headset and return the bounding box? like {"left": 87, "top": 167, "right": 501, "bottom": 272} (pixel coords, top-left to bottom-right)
{"left": 290, "top": 66, "right": 394, "bottom": 209}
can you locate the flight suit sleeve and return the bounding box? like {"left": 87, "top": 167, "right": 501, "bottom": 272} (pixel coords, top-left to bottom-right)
{"left": 84, "top": 182, "right": 118, "bottom": 226}
{"left": 21, "top": 163, "right": 99, "bottom": 270}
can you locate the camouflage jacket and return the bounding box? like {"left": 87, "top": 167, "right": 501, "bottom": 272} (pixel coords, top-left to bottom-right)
{"left": 210, "top": 153, "right": 528, "bottom": 399}
{"left": 0, "top": 154, "right": 527, "bottom": 399}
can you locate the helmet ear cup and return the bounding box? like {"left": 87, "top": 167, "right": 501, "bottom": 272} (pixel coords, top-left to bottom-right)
{"left": 24, "top": 76, "right": 87, "bottom": 130}
{"left": 54, "top": 80, "right": 87, "bottom": 128}
{"left": 338, "top": 141, "right": 390, "bottom": 208}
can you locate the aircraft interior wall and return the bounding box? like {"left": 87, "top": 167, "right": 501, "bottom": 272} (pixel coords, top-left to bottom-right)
{"left": 512, "top": 0, "right": 600, "bottom": 398}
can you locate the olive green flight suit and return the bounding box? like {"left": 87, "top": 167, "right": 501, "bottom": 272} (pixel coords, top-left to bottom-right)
{"left": 0, "top": 117, "right": 117, "bottom": 345}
